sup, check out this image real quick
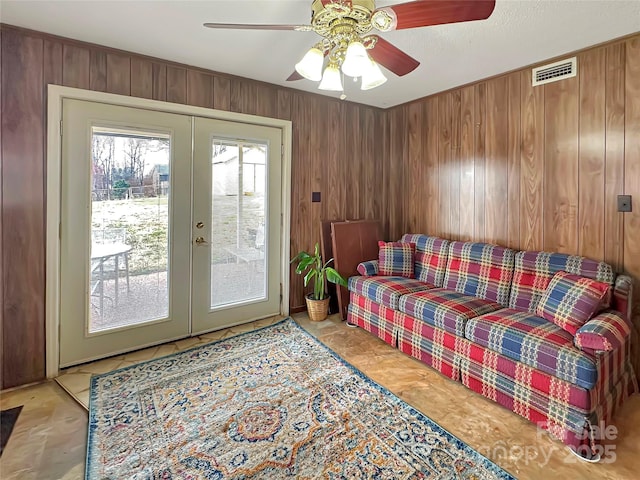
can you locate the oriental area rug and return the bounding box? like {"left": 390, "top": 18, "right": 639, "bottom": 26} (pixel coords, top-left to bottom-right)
{"left": 86, "top": 318, "right": 514, "bottom": 479}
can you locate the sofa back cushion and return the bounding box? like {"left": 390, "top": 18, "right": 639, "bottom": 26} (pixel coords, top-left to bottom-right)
{"left": 401, "top": 234, "right": 450, "bottom": 287}
{"left": 509, "top": 251, "right": 615, "bottom": 314}
{"left": 536, "top": 271, "right": 611, "bottom": 335}
{"left": 378, "top": 241, "right": 416, "bottom": 278}
{"left": 442, "top": 241, "right": 515, "bottom": 306}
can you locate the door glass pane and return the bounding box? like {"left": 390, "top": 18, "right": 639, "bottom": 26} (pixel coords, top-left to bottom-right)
{"left": 89, "top": 128, "right": 170, "bottom": 332}
{"left": 211, "top": 140, "right": 267, "bottom": 308}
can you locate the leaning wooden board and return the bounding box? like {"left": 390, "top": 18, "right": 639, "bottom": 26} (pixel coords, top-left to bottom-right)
{"left": 330, "top": 220, "right": 383, "bottom": 320}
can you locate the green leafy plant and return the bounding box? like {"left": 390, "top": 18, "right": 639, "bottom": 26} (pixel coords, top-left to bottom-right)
{"left": 291, "top": 242, "right": 347, "bottom": 300}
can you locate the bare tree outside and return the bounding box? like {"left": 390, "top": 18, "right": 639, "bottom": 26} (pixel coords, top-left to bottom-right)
{"left": 92, "top": 135, "right": 115, "bottom": 200}
{"left": 123, "top": 138, "right": 148, "bottom": 187}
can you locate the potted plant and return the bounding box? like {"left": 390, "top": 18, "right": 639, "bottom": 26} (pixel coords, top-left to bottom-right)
{"left": 291, "top": 242, "right": 347, "bottom": 321}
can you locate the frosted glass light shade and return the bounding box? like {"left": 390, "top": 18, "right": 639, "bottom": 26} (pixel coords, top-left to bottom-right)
{"left": 341, "top": 41, "right": 370, "bottom": 77}
{"left": 318, "top": 65, "right": 343, "bottom": 91}
{"left": 361, "top": 61, "right": 387, "bottom": 90}
{"left": 295, "top": 48, "right": 324, "bottom": 81}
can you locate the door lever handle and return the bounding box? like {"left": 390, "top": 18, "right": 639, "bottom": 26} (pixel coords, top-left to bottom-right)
{"left": 195, "top": 236, "right": 207, "bottom": 245}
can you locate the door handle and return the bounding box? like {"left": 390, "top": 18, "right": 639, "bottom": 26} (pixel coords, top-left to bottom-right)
{"left": 195, "top": 236, "right": 207, "bottom": 245}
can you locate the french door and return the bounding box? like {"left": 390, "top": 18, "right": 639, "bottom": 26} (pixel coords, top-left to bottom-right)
{"left": 59, "top": 99, "right": 283, "bottom": 367}
{"left": 192, "top": 118, "right": 282, "bottom": 333}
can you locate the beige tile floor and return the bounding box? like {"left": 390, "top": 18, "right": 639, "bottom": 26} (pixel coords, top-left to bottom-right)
{"left": 55, "top": 315, "right": 285, "bottom": 409}
{"left": 1, "top": 312, "right": 640, "bottom": 479}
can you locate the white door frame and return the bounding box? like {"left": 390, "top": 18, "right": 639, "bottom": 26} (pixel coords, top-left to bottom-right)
{"left": 46, "top": 85, "right": 292, "bottom": 378}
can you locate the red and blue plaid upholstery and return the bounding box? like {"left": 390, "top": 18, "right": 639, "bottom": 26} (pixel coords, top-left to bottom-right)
{"left": 455, "top": 337, "right": 596, "bottom": 412}
{"left": 459, "top": 357, "right": 590, "bottom": 433}
{"left": 612, "top": 275, "right": 633, "bottom": 319}
{"left": 347, "top": 276, "right": 433, "bottom": 310}
{"left": 536, "top": 271, "right": 611, "bottom": 335}
{"left": 458, "top": 340, "right": 638, "bottom": 453}
{"left": 396, "top": 311, "right": 460, "bottom": 381}
{"left": 401, "top": 234, "right": 451, "bottom": 287}
{"left": 378, "top": 241, "right": 416, "bottom": 278}
{"left": 575, "top": 310, "right": 632, "bottom": 352}
{"left": 398, "top": 288, "right": 502, "bottom": 337}
{"left": 443, "top": 242, "right": 515, "bottom": 306}
{"left": 349, "top": 291, "right": 637, "bottom": 455}
{"left": 509, "top": 251, "right": 615, "bottom": 314}
{"left": 347, "top": 293, "right": 399, "bottom": 346}
{"left": 356, "top": 260, "right": 379, "bottom": 276}
{"left": 464, "top": 309, "right": 598, "bottom": 389}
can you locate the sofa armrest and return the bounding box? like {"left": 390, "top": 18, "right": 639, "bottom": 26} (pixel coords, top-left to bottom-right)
{"left": 574, "top": 310, "right": 632, "bottom": 353}
{"left": 612, "top": 274, "right": 633, "bottom": 320}
{"left": 357, "top": 260, "right": 379, "bottom": 276}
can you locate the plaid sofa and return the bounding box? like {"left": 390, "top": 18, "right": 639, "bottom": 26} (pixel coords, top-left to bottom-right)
{"left": 347, "top": 234, "right": 638, "bottom": 458}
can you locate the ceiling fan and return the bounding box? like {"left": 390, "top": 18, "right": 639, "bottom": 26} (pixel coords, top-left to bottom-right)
{"left": 204, "top": 0, "right": 496, "bottom": 95}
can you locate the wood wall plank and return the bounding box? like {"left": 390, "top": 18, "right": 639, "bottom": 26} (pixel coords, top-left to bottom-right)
{"left": 362, "top": 107, "right": 377, "bottom": 220}
{"left": 241, "top": 80, "right": 258, "bottom": 115}
{"left": 89, "top": 50, "right": 106, "bottom": 92}
{"left": 166, "top": 66, "right": 186, "bottom": 104}
{"left": 1, "top": 30, "right": 46, "bottom": 388}
{"left": 604, "top": 43, "right": 626, "bottom": 272}
{"left": 256, "top": 84, "right": 277, "bottom": 118}
{"left": 449, "top": 91, "right": 462, "bottom": 240}
{"left": 213, "top": 75, "right": 230, "bottom": 111}
{"left": 106, "top": 53, "right": 130, "bottom": 95}
{"left": 310, "top": 97, "right": 324, "bottom": 256}
{"left": 186, "top": 70, "right": 213, "bottom": 108}
{"left": 424, "top": 97, "right": 439, "bottom": 236}
{"left": 437, "top": 94, "right": 452, "bottom": 238}
{"left": 326, "top": 101, "right": 345, "bottom": 222}
{"left": 485, "top": 76, "right": 509, "bottom": 245}
{"left": 131, "top": 58, "right": 153, "bottom": 99}
{"left": 152, "top": 63, "right": 166, "bottom": 101}
{"left": 519, "top": 70, "right": 545, "bottom": 251}
{"left": 276, "top": 89, "right": 291, "bottom": 121}
{"left": 407, "top": 102, "right": 423, "bottom": 232}
{"left": 345, "top": 106, "right": 361, "bottom": 220}
{"left": 578, "top": 49, "right": 606, "bottom": 260}
{"left": 43, "top": 39, "right": 63, "bottom": 87}
{"left": 0, "top": 28, "right": 3, "bottom": 390}
{"left": 459, "top": 86, "right": 475, "bottom": 241}
{"left": 624, "top": 37, "right": 640, "bottom": 376}
{"left": 543, "top": 75, "right": 579, "bottom": 254}
{"left": 473, "top": 83, "right": 486, "bottom": 241}
{"left": 62, "top": 44, "right": 89, "bottom": 88}
{"left": 507, "top": 73, "right": 521, "bottom": 250}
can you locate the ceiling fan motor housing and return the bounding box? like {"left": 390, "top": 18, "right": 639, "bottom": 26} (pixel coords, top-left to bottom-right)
{"left": 311, "top": 0, "right": 377, "bottom": 39}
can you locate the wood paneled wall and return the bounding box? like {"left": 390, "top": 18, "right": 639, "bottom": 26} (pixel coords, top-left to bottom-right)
{"left": 2, "top": 23, "right": 639, "bottom": 389}
{"left": 0, "top": 25, "right": 385, "bottom": 389}
{"left": 387, "top": 34, "right": 640, "bottom": 379}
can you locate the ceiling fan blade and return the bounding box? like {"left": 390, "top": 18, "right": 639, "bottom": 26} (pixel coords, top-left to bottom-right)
{"left": 367, "top": 36, "right": 419, "bottom": 77}
{"left": 287, "top": 71, "right": 304, "bottom": 81}
{"left": 203, "top": 23, "right": 305, "bottom": 31}
{"left": 373, "top": 0, "right": 495, "bottom": 31}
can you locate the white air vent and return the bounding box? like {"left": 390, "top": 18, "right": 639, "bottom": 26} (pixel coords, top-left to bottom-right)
{"left": 532, "top": 57, "right": 577, "bottom": 86}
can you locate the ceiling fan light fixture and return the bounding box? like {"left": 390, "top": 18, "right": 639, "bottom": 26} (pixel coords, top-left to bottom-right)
{"left": 318, "top": 64, "right": 343, "bottom": 91}
{"left": 295, "top": 47, "right": 324, "bottom": 81}
{"left": 361, "top": 61, "right": 387, "bottom": 90}
{"left": 341, "top": 40, "right": 370, "bottom": 77}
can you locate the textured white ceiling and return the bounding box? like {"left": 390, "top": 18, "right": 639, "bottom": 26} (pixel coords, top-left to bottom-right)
{"left": 2, "top": 0, "right": 639, "bottom": 108}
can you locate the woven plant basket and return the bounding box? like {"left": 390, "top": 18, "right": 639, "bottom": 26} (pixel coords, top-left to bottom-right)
{"left": 306, "top": 294, "right": 330, "bottom": 322}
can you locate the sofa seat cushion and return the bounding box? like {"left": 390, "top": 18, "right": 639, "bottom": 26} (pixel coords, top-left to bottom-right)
{"left": 456, "top": 337, "right": 595, "bottom": 413}
{"left": 465, "top": 309, "right": 598, "bottom": 389}
{"left": 347, "top": 276, "right": 433, "bottom": 310}
{"left": 398, "top": 288, "right": 502, "bottom": 337}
